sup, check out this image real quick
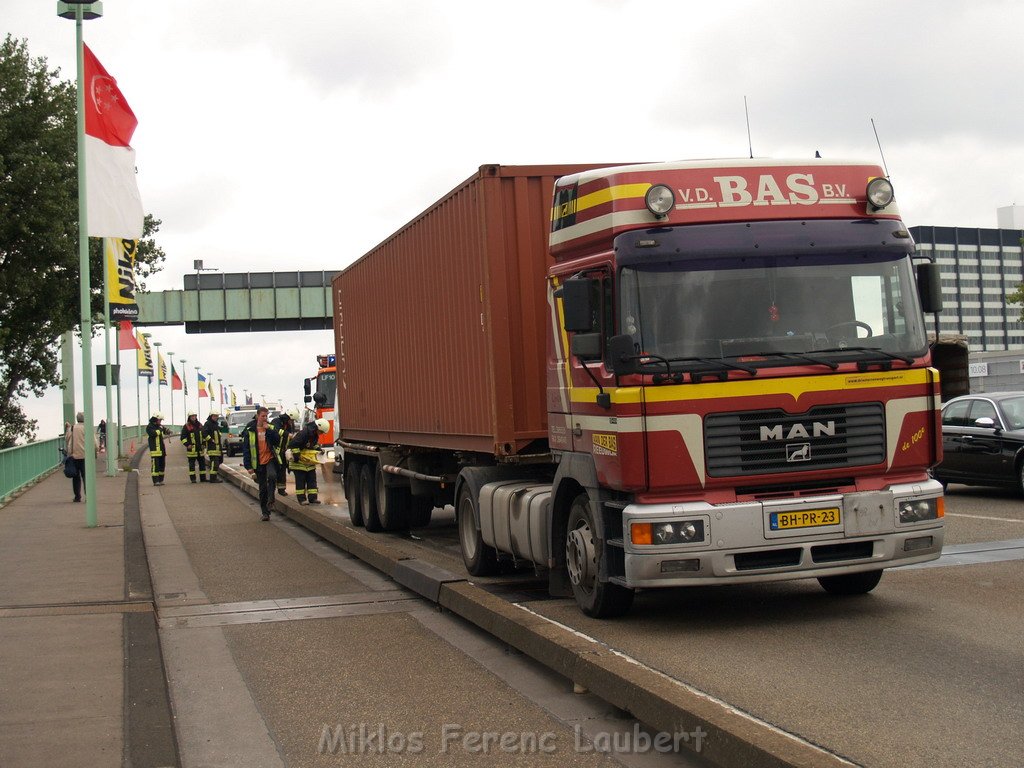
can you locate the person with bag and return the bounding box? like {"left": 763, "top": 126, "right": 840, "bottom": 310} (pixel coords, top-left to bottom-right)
{"left": 201, "top": 410, "right": 224, "bottom": 483}
{"left": 147, "top": 412, "right": 170, "bottom": 486}
{"left": 270, "top": 409, "right": 298, "bottom": 496}
{"left": 286, "top": 418, "right": 329, "bottom": 505}
{"left": 241, "top": 407, "right": 281, "bottom": 521}
{"left": 179, "top": 412, "right": 207, "bottom": 483}
{"left": 64, "top": 412, "right": 97, "bottom": 502}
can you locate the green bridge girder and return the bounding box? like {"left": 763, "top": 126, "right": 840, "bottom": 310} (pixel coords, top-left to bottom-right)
{"left": 136, "top": 271, "right": 336, "bottom": 332}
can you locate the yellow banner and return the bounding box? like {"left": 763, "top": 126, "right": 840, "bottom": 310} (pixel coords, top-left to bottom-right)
{"left": 105, "top": 237, "right": 139, "bottom": 320}
{"left": 137, "top": 332, "right": 153, "bottom": 377}
{"left": 158, "top": 352, "right": 167, "bottom": 385}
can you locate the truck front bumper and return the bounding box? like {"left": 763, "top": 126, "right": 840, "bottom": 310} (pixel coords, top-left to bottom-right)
{"left": 618, "top": 480, "right": 944, "bottom": 588}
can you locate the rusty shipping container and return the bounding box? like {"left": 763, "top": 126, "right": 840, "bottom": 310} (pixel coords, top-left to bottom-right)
{"left": 332, "top": 164, "right": 613, "bottom": 457}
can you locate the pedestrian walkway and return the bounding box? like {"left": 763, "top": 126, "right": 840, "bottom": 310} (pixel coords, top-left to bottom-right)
{"left": 0, "top": 443, "right": 677, "bottom": 768}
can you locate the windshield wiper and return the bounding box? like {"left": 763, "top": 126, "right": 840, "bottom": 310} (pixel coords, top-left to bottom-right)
{"left": 753, "top": 351, "right": 839, "bottom": 371}
{"left": 631, "top": 355, "right": 758, "bottom": 384}
{"left": 813, "top": 346, "right": 916, "bottom": 366}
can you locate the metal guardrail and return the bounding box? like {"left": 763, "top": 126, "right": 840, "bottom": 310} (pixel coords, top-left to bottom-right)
{"left": 0, "top": 426, "right": 158, "bottom": 503}
{"left": 0, "top": 437, "right": 64, "bottom": 503}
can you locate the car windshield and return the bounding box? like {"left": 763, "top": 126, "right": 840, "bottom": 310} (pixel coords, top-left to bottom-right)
{"left": 619, "top": 251, "right": 928, "bottom": 365}
{"left": 228, "top": 412, "right": 253, "bottom": 426}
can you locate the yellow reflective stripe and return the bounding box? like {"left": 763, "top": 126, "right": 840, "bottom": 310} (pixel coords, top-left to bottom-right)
{"left": 569, "top": 368, "right": 932, "bottom": 404}
{"left": 575, "top": 183, "right": 650, "bottom": 214}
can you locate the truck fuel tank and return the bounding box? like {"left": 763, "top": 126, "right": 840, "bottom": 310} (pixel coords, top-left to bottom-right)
{"left": 479, "top": 481, "right": 552, "bottom": 567}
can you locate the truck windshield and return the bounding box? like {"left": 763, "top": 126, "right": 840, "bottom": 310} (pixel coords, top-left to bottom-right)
{"left": 619, "top": 251, "right": 928, "bottom": 366}
{"left": 317, "top": 371, "right": 336, "bottom": 408}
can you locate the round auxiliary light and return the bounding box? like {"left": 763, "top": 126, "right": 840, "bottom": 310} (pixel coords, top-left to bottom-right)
{"left": 645, "top": 184, "right": 675, "bottom": 217}
{"left": 866, "top": 177, "right": 895, "bottom": 210}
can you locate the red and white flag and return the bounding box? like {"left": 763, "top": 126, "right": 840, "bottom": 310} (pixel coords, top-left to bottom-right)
{"left": 84, "top": 45, "right": 144, "bottom": 239}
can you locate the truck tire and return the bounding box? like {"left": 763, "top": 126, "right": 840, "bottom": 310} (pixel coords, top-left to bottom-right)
{"left": 375, "top": 468, "right": 409, "bottom": 531}
{"left": 817, "top": 569, "right": 883, "bottom": 595}
{"left": 566, "top": 493, "right": 634, "bottom": 618}
{"left": 409, "top": 496, "right": 433, "bottom": 528}
{"left": 457, "top": 483, "right": 498, "bottom": 576}
{"left": 360, "top": 463, "right": 382, "bottom": 532}
{"left": 344, "top": 463, "right": 364, "bottom": 527}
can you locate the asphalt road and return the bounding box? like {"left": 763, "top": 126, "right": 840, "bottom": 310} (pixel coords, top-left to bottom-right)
{"left": 286, "top": 464, "right": 1023, "bottom": 768}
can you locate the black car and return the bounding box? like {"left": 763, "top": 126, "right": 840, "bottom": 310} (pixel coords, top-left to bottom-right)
{"left": 934, "top": 392, "right": 1024, "bottom": 495}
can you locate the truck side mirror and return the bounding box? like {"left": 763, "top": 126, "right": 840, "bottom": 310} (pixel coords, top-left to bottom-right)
{"left": 607, "top": 334, "right": 639, "bottom": 376}
{"left": 570, "top": 332, "right": 602, "bottom": 359}
{"left": 917, "top": 262, "right": 943, "bottom": 314}
{"left": 303, "top": 378, "right": 312, "bottom": 397}
{"left": 559, "top": 278, "right": 598, "bottom": 333}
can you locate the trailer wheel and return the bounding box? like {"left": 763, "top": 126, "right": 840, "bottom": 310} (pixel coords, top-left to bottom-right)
{"left": 409, "top": 496, "right": 434, "bottom": 528}
{"left": 375, "top": 468, "right": 409, "bottom": 531}
{"left": 344, "top": 463, "right": 364, "bottom": 526}
{"left": 566, "top": 493, "right": 634, "bottom": 618}
{"left": 817, "top": 569, "right": 883, "bottom": 595}
{"left": 360, "top": 463, "right": 382, "bottom": 532}
{"left": 457, "top": 484, "right": 498, "bottom": 576}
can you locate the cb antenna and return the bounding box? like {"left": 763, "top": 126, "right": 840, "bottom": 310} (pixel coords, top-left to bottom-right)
{"left": 870, "top": 117, "right": 890, "bottom": 178}
{"left": 744, "top": 96, "right": 754, "bottom": 158}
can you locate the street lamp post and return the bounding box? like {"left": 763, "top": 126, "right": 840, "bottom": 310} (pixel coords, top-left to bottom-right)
{"left": 58, "top": 0, "right": 104, "bottom": 527}
{"left": 141, "top": 333, "right": 152, "bottom": 421}
{"left": 153, "top": 341, "right": 163, "bottom": 414}
{"left": 180, "top": 358, "right": 187, "bottom": 417}
{"left": 167, "top": 351, "right": 175, "bottom": 425}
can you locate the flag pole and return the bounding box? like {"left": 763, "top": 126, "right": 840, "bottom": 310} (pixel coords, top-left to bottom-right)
{"left": 59, "top": 0, "right": 103, "bottom": 527}
{"left": 102, "top": 270, "right": 115, "bottom": 477}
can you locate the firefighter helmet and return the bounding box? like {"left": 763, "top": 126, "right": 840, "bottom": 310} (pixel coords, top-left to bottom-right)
{"left": 209, "top": 411, "right": 220, "bottom": 419}
{"left": 152, "top": 412, "right": 164, "bottom": 421}
{"left": 315, "top": 418, "right": 330, "bottom": 434}
{"left": 287, "top": 409, "right": 300, "bottom": 421}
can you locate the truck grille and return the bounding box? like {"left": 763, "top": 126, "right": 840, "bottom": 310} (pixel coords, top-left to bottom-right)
{"left": 705, "top": 403, "right": 885, "bottom": 477}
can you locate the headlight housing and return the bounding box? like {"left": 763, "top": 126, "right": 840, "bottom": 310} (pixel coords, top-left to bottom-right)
{"left": 898, "top": 497, "right": 943, "bottom": 524}
{"left": 866, "top": 177, "right": 895, "bottom": 210}
{"left": 644, "top": 184, "right": 675, "bottom": 217}
{"left": 631, "top": 519, "right": 705, "bottom": 545}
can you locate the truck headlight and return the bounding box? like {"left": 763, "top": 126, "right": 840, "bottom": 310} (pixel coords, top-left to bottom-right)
{"left": 644, "top": 184, "right": 675, "bottom": 217}
{"left": 631, "top": 520, "right": 705, "bottom": 545}
{"left": 866, "top": 177, "right": 894, "bottom": 210}
{"left": 898, "top": 497, "right": 943, "bottom": 524}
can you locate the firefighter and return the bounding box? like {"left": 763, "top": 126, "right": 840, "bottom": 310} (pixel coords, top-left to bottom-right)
{"left": 180, "top": 412, "right": 207, "bottom": 483}
{"left": 146, "top": 412, "right": 170, "bottom": 486}
{"left": 202, "top": 410, "right": 224, "bottom": 483}
{"left": 287, "top": 417, "right": 329, "bottom": 505}
{"left": 270, "top": 409, "right": 299, "bottom": 496}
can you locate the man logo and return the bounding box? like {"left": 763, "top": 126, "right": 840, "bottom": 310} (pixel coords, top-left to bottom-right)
{"left": 760, "top": 421, "right": 836, "bottom": 441}
{"left": 787, "top": 443, "right": 811, "bottom": 462}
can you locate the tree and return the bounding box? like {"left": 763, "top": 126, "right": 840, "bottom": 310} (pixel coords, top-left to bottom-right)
{"left": 0, "top": 36, "right": 165, "bottom": 447}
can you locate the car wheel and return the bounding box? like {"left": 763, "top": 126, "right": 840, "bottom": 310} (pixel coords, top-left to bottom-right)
{"left": 1017, "top": 458, "right": 1024, "bottom": 498}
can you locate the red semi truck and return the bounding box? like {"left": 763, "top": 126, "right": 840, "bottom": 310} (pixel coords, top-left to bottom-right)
{"left": 334, "top": 160, "right": 946, "bottom": 617}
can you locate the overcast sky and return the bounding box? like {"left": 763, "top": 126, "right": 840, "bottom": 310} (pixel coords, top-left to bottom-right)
{"left": 8, "top": 0, "right": 1024, "bottom": 439}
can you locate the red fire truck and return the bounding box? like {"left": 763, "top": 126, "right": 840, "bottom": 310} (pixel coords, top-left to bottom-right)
{"left": 303, "top": 354, "right": 336, "bottom": 453}
{"left": 335, "top": 160, "right": 946, "bottom": 617}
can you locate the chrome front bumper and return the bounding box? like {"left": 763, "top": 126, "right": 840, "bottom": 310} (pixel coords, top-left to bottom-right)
{"left": 618, "top": 480, "right": 945, "bottom": 588}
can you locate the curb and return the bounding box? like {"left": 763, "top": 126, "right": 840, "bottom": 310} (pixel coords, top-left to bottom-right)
{"left": 220, "top": 464, "right": 857, "bottom": 768}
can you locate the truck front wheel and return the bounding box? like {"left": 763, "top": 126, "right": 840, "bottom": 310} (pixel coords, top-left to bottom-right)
{"left": 457, "top": 484, "right": 498, "bottom": 576}
{"left": 566, "top": 494, "right": 634, "bottom": 618}
{"left": 817, "top": 569, "right": 883, "bottom": 595}
{"left": 344, "top": 463, "right": 364, "bottom": 526}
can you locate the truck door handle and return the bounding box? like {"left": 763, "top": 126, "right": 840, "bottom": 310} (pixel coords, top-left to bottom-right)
{"left": 573, "top": 424, "right": 583, "bottom": 438}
